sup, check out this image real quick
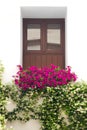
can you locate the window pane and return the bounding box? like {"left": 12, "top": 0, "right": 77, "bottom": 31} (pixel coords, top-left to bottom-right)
{"left": 27, "top": 24, "right": 41, "bottom": 50}
{"left": 27, "top": 41, "right": 40, "bottom": 50}
{"left": 47, "top": 24, "right": 61, "bottom": 50}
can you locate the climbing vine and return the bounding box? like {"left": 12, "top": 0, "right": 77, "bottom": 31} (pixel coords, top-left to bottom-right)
{"left": 0, "top": 62, "right": 14, "bottom": 130}
{"left": 0, "top": 63, "right": 87, "bottom": 130}
{"left": 1, "top": 82, "right": 87, "bottom": 130}
{"left": 0, "top": 61, "right": 6, "bottom": 130}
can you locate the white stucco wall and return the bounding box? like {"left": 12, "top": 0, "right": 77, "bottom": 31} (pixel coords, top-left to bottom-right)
{"left": 0, "top": 0, "right": 87, "bottom": 82}
{"left": 0, "top": 0, "right": 87, "bottom": 129}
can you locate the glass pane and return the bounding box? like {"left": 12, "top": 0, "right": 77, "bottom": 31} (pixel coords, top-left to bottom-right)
{"left": 27, "top": 41, "right": 40, "bottom": 50}
{"left": 47, "top": 24, "right": 61, "bottom": 50}
{"left": 27, "top": 24, "right": 41, "bottom": 50}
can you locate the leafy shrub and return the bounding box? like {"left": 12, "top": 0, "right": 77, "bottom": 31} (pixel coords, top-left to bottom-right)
{"left": 13, "top": 65, "right": 77, "bottom": 90}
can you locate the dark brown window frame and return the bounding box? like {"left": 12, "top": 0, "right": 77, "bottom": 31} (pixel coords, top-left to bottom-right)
{"left": 23, "top": 18, "right": 65, "bottom": 68}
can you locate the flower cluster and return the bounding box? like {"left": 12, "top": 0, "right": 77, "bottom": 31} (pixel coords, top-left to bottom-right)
{"left": 13, "top": 65, "right": 77, "bottom": 90}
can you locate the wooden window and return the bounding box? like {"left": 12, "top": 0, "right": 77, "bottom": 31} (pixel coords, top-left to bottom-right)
{"left": 23, "top": 19, "right": 65, "bottom": 69}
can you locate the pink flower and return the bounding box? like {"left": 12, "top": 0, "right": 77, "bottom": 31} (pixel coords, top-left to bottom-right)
{"left": 13, "top": 65, "right": 77, "bottom": 90}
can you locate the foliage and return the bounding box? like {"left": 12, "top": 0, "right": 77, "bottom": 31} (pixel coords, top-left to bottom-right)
{"left": 0, "top": 61, "right": 4, "bottom": 85}
{"left": 39, "top": 82, "right": 87, "bottom": 130}
{"left": 0, "top": 61, "right": 6, "bottom": 130}
{"left": 0, "top": 82, "right": 86, "bottom": 130}
{"left": 0, "top": 62, "right": 14, "bottom": 130}
{"left": 13, "top": 65, "right": 77, "bottom": 90}
{"left": 0, "top": 63, "right": 87, "bottom": 130}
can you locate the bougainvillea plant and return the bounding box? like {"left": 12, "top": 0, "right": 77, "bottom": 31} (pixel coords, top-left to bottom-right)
{"left": 13, "top": 65, "right": 77, "bottom": 90}
{"left": 0, "top": 62, "right": 87, "bottom": 130}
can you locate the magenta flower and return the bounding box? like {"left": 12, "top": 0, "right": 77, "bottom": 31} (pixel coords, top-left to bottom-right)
{"left": 13, "top": 65, "right": 77, "bottom": 90}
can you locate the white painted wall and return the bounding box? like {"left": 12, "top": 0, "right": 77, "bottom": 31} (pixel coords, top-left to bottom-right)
{"left": 0, "top": 0, "right": 87, "bottom": 129}
{"left": 0, "top": 0, "right": 87, "bottom": 82}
